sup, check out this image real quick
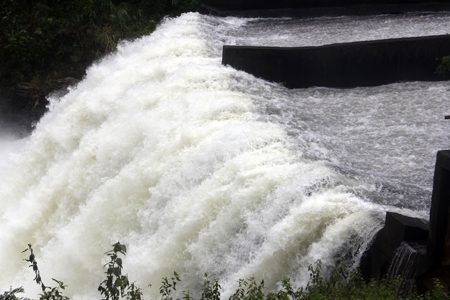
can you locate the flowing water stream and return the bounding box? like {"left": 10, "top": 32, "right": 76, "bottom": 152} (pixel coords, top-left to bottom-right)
{"left": 0, "top": 12, "right": 449, "bottom": 299}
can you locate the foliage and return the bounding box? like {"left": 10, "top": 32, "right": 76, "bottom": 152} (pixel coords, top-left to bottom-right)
{"left": 2, "top": 244, "right": 449, "bottom": 300}
{"left": 0, "top": 0, "right": 201, "bottom": 93}
{"left": 281, "top": 261, "right": 402, "bottom": 300}
{"left": 262, "top": 261, "right": 450, "bottom": 300}
{"left": 200, "top": 274, "right": 221, "bottom": 300}
{"left": 0, "top": 286, "right": 29, "bottom": 300}
{"left": 98, "top": 242, "right": 144, "bottom": 300}
{"left": 21, "top": 244, "right": 69, "bottom": 300}
{"left": 159, "top": 272, "right": 181, "bottom": 300}
{"left": 229, "top": 278, "right": 265, "bottom": 300}
{"left": 436, "top": 55, "right": 450, "bottom": 77}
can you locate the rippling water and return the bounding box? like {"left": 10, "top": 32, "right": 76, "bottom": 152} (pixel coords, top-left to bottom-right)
{"left": 0, "top": 12, "right": 448, "bottom": 299}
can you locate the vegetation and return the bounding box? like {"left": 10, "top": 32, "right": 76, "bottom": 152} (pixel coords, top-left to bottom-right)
{"left": 0, "top": 0, "right": 201, "bottom": 95}
{"left": 1, "top": 243, "right": 448, "bottom": 300}
{"left": 98, "top": 242, "right": 144, "bottom": 300}
{"left": 437, "top": 55, "right": 450, "bottom": 77}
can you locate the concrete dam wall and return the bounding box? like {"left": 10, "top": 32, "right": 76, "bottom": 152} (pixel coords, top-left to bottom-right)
{"left": 222, "top": 34, "right": 450, "bottom": 89}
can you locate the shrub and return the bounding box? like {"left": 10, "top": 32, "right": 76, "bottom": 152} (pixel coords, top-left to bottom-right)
{"left": 1, "top": 243, "right": 449, "bottom": 300}
{"left": 0, "top": 0, "right": 201, "bottom": 92}
{"left": 436, "top": 55, "right": 450, "bottom": 77}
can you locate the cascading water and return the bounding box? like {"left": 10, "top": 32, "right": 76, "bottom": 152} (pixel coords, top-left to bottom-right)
{"left": 0, "top": 12, "right": 449, "bottom": 299}
{"left": 387, "top": 241, "right": 426, "bottom": 297}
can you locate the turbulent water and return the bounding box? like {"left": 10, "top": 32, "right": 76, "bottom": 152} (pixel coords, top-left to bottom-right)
{"left": 0, "top": 12, "right": 449, "bottom": 299}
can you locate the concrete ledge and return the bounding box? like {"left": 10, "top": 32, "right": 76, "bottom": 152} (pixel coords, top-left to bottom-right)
{"left": 222, "top": 35, "right": 450, "bottom": 88}
{"left": 366, "top": 212, "right": 429, "bottom": 279}
{"left": 363, "top": 150, "right": 450, "bottom": 284}
{"left": 427, "top": 150, "right": 450, "bottom": 269}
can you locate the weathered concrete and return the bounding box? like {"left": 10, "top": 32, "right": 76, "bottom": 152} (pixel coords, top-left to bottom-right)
{"left": 222, "top": 35, "right": 450, "bottom": 88}
{"left": 201, "top": 1, "right": 450, "bottom": 17}
{"left": 366, "top": 212, "right": 429, "bottom": 280}
{"left": 414, "top": 150, "right": 450, "bottom": 293}
{"left": 364, "top": 150, "right": 450, "bottom": 292}
{"left": 427, "top": 150, "right": 450, "bottom": 269}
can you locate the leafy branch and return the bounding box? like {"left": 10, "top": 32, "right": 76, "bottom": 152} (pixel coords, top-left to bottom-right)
{"left": 98, "top": 242, "right": 144, "bottom": 300}
{"left": 22, "top": 244, "right": 69, "bottom": 300}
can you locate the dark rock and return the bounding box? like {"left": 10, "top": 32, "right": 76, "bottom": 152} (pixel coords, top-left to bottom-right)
{"left": 50, "top": 77, "right": 79, "bottom": 92}
{"left": 12, "top": 82, "right": 48, "bottom": 111}
{"left": 0, "top": 77, "right": 79, "bottom": 136}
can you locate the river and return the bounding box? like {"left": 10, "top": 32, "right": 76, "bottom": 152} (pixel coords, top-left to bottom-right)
{"left": 0, "top": 12, "right": 449, "bottom": 299}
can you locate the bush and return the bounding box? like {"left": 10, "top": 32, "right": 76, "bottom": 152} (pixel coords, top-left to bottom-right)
{"left": 0, "top": 0, "right": 201, "bottom": 92}
{"left": 1, "top": 244, "right": 449, "bottom": 300}
{"left": 436, "top": 55, "right": 450, "bottom": 77}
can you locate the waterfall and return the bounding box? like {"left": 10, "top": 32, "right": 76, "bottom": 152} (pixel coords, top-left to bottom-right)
{"left": 0, "top": 12, "right": 448, "bottom": 299}
{"left": 388, "top": 242, "right": 426, "bottom": 297}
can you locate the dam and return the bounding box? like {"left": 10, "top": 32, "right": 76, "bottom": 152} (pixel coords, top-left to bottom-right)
{"left": 0, "top": 5, "right": 449, "bottom": 299}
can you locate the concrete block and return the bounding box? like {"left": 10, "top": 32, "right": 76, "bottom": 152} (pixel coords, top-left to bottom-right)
{"left": 222, "top": 35, "right": 450, "bottom": 88}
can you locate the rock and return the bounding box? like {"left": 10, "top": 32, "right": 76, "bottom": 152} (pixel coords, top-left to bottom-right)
{"left": 0, "top": 77, "right": 79, "bottom": 136}
{"left": 50, "top": 77, "right": 79, "bottom": 92}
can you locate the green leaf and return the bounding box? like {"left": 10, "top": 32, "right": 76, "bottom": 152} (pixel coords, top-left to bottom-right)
{"left": 115, "top": 278, "right": 122, "bottom": 287}
{"left": 52, "top": 278, "right": 67, "bottom": 290}
{"left": 116, "top": 257, "right": 123, "bottom": 268}
{"left": 113, "top": 242, "right": 122, "bottom": 253}
{"left": 112, "top": 267, "right": 121, "bottom": 277}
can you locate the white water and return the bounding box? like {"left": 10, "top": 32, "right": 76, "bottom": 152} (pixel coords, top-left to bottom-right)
{"left": 0, "top": 12, "right": 449, "bottom": 299}
{"left": 388, "top": 241, "right": 425, "bottom": 297}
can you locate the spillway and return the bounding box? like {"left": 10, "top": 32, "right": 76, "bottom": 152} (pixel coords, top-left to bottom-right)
{"left": 0, "top": 12, "right": 449, "bottom": 299}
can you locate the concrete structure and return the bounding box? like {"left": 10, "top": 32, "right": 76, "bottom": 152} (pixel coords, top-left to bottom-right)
{"left": 367, "top": 212, "right": 429, "bottom": 280}
{"left": 222, "top": 35, "right": 450, "bottom": 88}
{"left": 365, "top": 151, "right": 450, "bottom": 293}
{"left": 427, "top": 150, "right": 450, "bottom": 269}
